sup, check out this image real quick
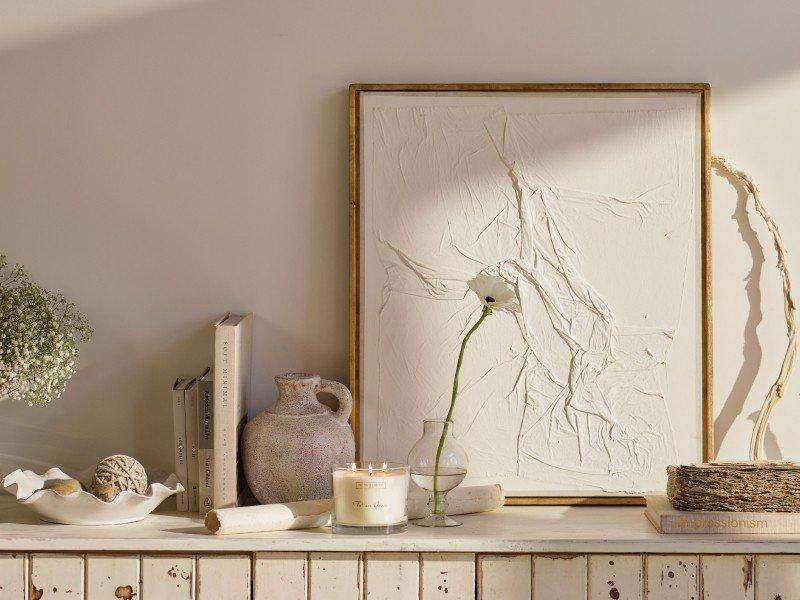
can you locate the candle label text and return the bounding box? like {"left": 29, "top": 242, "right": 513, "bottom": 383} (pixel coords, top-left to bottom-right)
{"left": 355, "top": 481, "right": 387, "bottom": 489}
{"left": 352, "top": 499, "right": 388, "bottom": 510}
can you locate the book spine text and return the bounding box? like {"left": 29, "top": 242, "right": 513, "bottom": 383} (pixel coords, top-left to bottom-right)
{"left": 184, "top": 382, "right": 200, "bottom": 512}
{"left": 213, "top": 325, "right": 239, "bottom": 509}
{"left": 171, "top": 382, "right": 189, "bottom": 511}
{"left": 198, "top": 377, "right": 214, "bottom": 515}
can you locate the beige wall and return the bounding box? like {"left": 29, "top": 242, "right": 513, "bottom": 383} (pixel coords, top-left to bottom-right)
{"left": 1, "top": 0, "right": 799, "bottom": 477}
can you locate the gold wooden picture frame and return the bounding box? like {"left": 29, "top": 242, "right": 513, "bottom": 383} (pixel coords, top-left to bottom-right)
{"left": 349, "top": 83, "right": 712, "bottom": 506}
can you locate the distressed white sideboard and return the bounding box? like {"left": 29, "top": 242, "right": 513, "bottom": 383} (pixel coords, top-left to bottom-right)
{"left": 2, "top": 497, "right": 800, "bottom": 599}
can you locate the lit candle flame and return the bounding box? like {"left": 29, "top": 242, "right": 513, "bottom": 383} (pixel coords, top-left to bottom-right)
{"left": 368, "top": 462, "right": 373, "bottom": 475}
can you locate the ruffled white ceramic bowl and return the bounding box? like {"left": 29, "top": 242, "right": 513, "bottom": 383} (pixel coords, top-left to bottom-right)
{"left": 3, "top": 467, "right": 183, "bottom": 525}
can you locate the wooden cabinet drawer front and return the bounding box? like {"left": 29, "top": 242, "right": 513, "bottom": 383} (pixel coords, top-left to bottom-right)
{"left": 2, "top": 551, "right": 799, "bottom": 598}
{"left": 86, "top": 555, "right": 140, "bottom": 600}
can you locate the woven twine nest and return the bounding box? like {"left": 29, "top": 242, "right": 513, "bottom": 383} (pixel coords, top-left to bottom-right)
{"left": 667, "top": 461, "right": 800, "bottom": 512}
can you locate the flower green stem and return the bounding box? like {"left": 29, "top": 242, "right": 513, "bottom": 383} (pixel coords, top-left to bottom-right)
{"left": 432, "top": 305, "right": 492, "bottom": 514}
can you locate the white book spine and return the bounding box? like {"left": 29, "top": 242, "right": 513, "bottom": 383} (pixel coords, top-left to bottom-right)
{"left": 184, "top": 381, "right": 200, "bottom": 512}
{"left": 198, "top": 373, "right": 214, "bottom": 516}
{"left": 213, "top": 323, "right": 239, "bottom": 509}
{"left": 171, "top": 380, "right": 189, "bottom": 511}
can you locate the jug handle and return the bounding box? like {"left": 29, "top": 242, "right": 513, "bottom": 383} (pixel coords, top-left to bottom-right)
{"left": 317, "top": 379, "right": 353, "bottom": 423}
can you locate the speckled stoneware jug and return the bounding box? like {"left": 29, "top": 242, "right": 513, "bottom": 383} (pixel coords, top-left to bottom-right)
{"left": 242, "top": 373, "right": 355, "bottom": 504}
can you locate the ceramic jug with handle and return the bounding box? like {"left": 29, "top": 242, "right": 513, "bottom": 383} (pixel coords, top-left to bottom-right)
{"left": 242, "top": 372, "right": 355, "bottom": 504}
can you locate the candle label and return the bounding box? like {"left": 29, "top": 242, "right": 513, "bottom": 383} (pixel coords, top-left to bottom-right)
{"left": 356, "top": 481, "right": 387, "bottom": 489}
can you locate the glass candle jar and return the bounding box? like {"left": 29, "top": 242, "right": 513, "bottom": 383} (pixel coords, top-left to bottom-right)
{"left": 332, "top": 461, "right": 410, "bottom": 534}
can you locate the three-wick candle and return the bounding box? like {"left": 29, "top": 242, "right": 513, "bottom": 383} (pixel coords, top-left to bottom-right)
{"left": 332, "top": 462, "right": 410, "bottom": 533}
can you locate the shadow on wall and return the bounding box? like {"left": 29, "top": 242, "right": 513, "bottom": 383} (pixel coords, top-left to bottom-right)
{"left": 0, "top": 0, "right": 352, "bottom": 475}
{"left": 0, "top": 0, "right": 208, "bottom": 53}
{"left": 712, "top": 166, "right": 781, "bottom": 458}
{"left": 2, "top": 0, "right": 800, "bottom": 93}
{"left": 1, "top": 0, "right": 799, "bottom": 474}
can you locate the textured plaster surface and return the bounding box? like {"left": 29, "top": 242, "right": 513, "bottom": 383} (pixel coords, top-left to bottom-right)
{"left": 361, "top": 93, "right": 703, "bottom": 495}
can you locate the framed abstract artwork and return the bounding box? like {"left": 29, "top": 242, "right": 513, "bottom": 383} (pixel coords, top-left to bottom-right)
{"left": 349, "top": 84, "right": 711, "bottom": 505}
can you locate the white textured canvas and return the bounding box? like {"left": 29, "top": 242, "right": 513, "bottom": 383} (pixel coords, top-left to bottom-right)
{"left": 360, "top": 91, "right": 703, "bottom": 496}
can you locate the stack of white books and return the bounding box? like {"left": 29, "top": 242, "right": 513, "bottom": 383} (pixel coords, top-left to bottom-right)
{"left": 171, "top": 313, "right": 252, "bottom": 514}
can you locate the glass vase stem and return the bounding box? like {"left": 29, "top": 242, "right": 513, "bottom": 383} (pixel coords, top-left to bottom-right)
{"left": 432, "top": 305, "right": 491, "bottom": 513}
{"left": 428, "top": 491, "right": 448, "bottom": 524}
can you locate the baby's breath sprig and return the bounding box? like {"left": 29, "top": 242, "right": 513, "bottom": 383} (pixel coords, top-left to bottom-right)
{"left": 0, "top": 255, "right": 93, "bottom": 406}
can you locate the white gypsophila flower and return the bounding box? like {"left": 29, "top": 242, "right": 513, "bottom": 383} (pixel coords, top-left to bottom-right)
{"left": 467, "top": 273, "right": 520, "bottom": 312}
{"left": 0, "top": 255, "right": 92, "bottom": 405}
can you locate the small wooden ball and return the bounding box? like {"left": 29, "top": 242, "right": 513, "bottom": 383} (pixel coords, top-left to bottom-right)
{"left": 92, "top": 484, "right": 119, "bottom": 502}
{"left": 44, "top": 478, "right": 83, "bottom": 496}
{"left": 92, "top": 455, "right": 147, "bottom": 494}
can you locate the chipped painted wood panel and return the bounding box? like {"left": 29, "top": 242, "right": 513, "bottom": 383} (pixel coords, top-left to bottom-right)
{"left": 754, "top": 555, "right": 800, "bottom": 600}
{"left": 141, "top": 555, "right": 195, "bottom": 599}
{"left": 420, "top": 552, "right": 475, "bottom": 600}
{"left": 196, "top": 555, "right": 250, "bottom": 600}
{"left": 533, "top": 555, "right": 587, "bottom": 600}
{"left": 588, "top": 554, "right": 643, "bottom": 600}
{"left": 0, "top": 553, "right": 26, "bottom": 600}
{"left": 644, "top": 555, "right": 698, "bottom": 600}
{"left": 86, "top": 555, "right": 140, "bottom": 600}
{"left": 701, "top": 555, "right": 754, "bottom": 600}
{"left": 478, "top": 554, "right": 531, "bottom": 600}
{"left": 29, "top": 553, "right": 84, "bottom": 599}
{"left": 308, "top": 552, "right": 362, "bottom": 600}
{"left": 364, "top": 553, "right": 419, "bottom": 599}
{"left": 254, "top": 552, "right": 307, "bottom": 600}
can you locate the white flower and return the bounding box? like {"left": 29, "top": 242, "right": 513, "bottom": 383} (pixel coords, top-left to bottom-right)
{"left": 467, "top": 273, "right": 520, "bottom": 312}
{"left": 0, "top": 255, "right": 92, "bottom": 405}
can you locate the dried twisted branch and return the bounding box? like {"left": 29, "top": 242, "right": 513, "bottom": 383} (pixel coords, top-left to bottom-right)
{"left": 712, "top": 155, "right": 797, "bottom": 461}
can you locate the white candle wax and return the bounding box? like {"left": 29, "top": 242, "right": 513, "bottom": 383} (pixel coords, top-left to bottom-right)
{"left": 332, "top": 464, "right": 409, "bottom": 526}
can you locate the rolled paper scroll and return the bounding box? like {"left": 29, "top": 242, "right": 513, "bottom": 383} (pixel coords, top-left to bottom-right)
{"left": 204, "top": 484, "right": 505, "bottom": 535}
{"left": 205, "top": 498, "right": 333, "bottom": 535}
{"left": 408, "top": 483, "right": 504, "bottom": 519}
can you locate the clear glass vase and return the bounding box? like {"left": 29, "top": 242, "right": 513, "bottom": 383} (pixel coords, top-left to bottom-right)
{"left": 407, "top": 419, "right": 468, "bottom": 527}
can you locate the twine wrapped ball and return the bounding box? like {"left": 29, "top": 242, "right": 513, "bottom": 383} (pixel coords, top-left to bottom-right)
{"left": 91, "top": 455, "right": 148, "bottom": 494}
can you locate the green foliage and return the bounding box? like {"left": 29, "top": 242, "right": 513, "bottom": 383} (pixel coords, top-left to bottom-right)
{"left": 0, "top": 255, "right": 93, "bottom": 405}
